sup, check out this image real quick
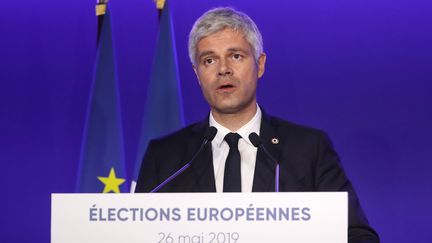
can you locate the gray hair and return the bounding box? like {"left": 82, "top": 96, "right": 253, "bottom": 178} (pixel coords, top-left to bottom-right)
{"left": 188, "top": 7, "right": 264, "bottom": 65}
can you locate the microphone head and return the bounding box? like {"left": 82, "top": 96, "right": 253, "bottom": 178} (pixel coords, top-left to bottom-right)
{"left": 248, "top": 132, "right": 262, "bottom": 147}
{"left": 204, "top": 126, "right": 218, "bottom": 142}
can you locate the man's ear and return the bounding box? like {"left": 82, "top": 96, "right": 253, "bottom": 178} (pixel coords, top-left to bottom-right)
{"left": 192, "top": 64, "right": 202, "bottom": 86}
{"left": 257, "top": 53, "right": 266, "bottom": 78}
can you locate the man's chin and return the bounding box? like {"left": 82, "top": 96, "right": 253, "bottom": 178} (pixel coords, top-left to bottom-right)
{"left": 212, "top": 102, "right": 254, "bottom": 115}
{"left": 211, "top": 104, "right": 240, "bottom": 115}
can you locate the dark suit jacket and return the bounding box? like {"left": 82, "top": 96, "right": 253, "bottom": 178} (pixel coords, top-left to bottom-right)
{"left": 135, "top": 112, "right": 379, "bottom": 243}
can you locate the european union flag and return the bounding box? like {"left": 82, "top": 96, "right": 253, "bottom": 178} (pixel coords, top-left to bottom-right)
{"left": 76, "top": 4, "right": 126, "bottom": 193}
{"left": 131, "top": 1, "right": 184, "bottom": 191}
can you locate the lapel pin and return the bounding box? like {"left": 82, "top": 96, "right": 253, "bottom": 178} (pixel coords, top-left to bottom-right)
{"left": 271, "top": 138, "right": 279, "bottom": 144}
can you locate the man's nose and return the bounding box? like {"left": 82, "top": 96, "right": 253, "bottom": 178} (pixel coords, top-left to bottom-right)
{"left": 217, "top": 59, "right": 233, "bottom": 77}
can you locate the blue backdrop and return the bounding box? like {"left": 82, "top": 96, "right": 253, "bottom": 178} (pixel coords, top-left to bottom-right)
{"left": 1, "top": 0, "right": 431, "bottom": 242}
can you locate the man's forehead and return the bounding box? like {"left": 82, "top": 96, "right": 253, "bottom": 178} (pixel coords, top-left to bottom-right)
{"left": 199, "top": 28, "right": 246, "bottom": 43}
{"left": 196, "top": 28, "right": 252, "bottom": 55}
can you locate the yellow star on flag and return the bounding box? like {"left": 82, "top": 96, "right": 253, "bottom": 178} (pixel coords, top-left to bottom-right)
{"left": 97, "top": 167, "right": 125, "bottom": 193}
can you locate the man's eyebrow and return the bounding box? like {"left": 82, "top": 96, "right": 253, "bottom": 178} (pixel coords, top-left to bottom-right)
{"left": 197, "top": 48, "right": 250, "bottom": 60}
{"left": 226, "top": 47, "right": 249, "bottom": 54}
{"left": 198, "top": 51, "right": 215, "bottom": 60}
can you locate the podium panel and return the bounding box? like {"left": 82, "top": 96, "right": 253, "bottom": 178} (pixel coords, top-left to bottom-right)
{"left": 51, "top": 192, "right": 347, "bottom": 243}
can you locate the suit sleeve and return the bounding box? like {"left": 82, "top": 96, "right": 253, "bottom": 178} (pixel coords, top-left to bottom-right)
{"left": 315, "top": 132, "right": 380, "bottom": 243}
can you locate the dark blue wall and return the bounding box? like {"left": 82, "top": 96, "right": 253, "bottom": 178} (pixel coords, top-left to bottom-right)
{"left": 1, "top": 0, "right": 431, "bottom": 242}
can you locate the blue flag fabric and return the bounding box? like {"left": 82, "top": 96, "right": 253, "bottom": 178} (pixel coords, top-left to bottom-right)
{"left": 132, "top": 1, "right": 184, "bottom": 189}
{"left": 76, "top": 7, "right": 127, "bottom": 193}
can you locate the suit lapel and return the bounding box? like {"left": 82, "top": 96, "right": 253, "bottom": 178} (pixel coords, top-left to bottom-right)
{"left": 187, "top": 118, "right": 216, "bottom": 192}
{"left": 252, "top": 112, "right": 283, "bottom": 192}
{"left": 181, "top": 112, "right": 284, "bottom": 192}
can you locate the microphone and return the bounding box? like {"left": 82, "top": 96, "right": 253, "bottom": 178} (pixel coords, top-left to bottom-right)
{"left": 150, "top": 126, "right": 217, "bottom": 192}
{"left": 248, "top": 132, "right": 280, "bottom": 192}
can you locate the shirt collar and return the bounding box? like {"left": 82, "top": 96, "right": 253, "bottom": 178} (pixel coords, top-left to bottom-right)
{"left": 209, "top": 104, "right": 262, "bottom": 147}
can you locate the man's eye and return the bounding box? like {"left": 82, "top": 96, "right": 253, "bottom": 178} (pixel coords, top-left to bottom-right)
{"left": 204, "top": 58, "right": 214, "bottom": 65}
{"left": 232, "top": 54, "right": 242, "bottom": 60}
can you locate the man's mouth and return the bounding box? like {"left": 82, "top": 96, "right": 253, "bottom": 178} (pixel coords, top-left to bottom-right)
{"left": 217, "top": 83, "right": 236, "bottom": 92}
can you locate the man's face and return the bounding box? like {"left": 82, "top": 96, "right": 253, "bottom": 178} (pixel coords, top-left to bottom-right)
{"left": 193, "top": 28, "right": 266, "bottom": 115}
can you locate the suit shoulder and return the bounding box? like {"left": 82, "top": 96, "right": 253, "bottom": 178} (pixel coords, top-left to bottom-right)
{"left": 267, "top": 115, "right": 326, "bottom": 139}
{"left": 150, "top": 121, "right": 203, "bottom": 146}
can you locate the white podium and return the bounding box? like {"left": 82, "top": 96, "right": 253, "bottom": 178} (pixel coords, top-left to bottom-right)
{"left": 51, "top": 192, "right": 347, "bottom": 243}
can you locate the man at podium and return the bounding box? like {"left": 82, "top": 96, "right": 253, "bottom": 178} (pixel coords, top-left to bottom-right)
{"left": 136, "top": 7, "right": 379, "bottom": 243}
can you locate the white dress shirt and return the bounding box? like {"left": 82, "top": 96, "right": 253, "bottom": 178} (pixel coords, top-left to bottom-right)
{"left": 209, "top": 105, "right": 262, "bottom": 193}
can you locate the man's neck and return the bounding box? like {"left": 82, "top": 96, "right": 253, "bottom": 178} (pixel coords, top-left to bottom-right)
{"left": 211, "top": 103, "right": 258, "bottom": 131}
